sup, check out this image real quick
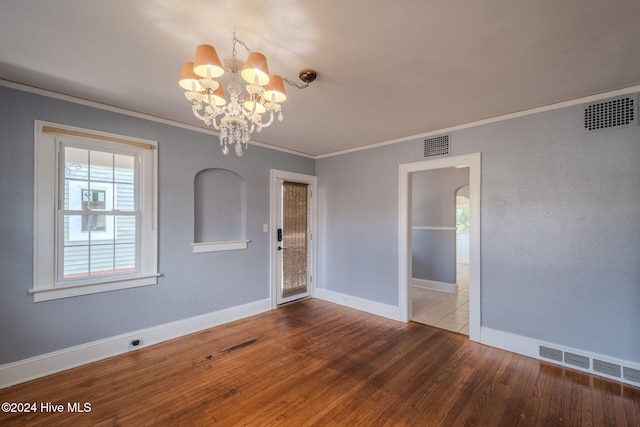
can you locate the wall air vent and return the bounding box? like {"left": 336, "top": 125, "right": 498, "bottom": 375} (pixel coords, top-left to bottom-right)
{"left": 564, "top": 352, "right": 590, "bottom": 370}
{"left": 593, "top": 359, "right": 622, "bottom": 378}
{"left": 584, "top": 94, "right": 638, "bottom": 131}
{"left": 537, "top": 343, "right": 639, "bottom": 386}
{"left": 424, "top": 135, "right": 450, "bottom": 158}
{"left": 623, "top": 367, "right": 640, "bottom": 384}
{"left": 539, "top": 346, "right": 563, "bottom": 362}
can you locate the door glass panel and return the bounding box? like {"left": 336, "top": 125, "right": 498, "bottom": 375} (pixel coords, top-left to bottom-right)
{"left": 281, "top": 181, "right": 308, "bottom": 298}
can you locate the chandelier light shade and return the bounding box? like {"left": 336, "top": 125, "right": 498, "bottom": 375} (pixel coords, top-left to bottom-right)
{"left": 241, "top": 52, "right": 270, "bottom": 86}
{"left": 193, "top": 44, "right": 224, "bottom": 79}
{"left": 264, "top": 75, "right": 287, "bottom": 103}
{"left": 179, "top": 34, "right": 316, "bottom": 156}
{"left": 178, "top": 62, "right": 202, "bottom": 91}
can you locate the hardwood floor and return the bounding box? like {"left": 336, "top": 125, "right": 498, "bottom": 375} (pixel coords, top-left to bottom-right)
{"left": 1, "top": 299, "right": 638, "bottom": 426}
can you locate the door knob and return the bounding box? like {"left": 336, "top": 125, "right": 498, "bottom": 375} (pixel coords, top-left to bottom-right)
{"left": 278, "top": 246, "right": 285, "bottom": 251}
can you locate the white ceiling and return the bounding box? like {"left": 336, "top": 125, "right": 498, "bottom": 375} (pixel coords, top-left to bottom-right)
{"left": 1, "top": 0, "right": 640, "bottom": 157}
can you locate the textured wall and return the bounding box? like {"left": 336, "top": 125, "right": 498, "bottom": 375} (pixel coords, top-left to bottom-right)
{"left": 318, "top": 95, "right": 640, "bottom": 362}
{"left": 2, "top": 84, "right": 639, "bottom": 366}
{"left": 316, "top": 144, "right": 418, "bottom": 305}
{"left": 411, "top": 167, "right": 469, "bottom": 283}
{"left": 0, "top": 86, "right": 314, "bottom": 364}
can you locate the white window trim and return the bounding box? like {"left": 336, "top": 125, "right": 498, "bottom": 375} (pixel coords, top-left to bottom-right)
{"left": 32, "top": 121, "right": 159, "bottom": 302}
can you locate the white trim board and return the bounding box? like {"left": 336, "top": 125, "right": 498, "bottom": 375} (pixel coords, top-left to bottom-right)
{"left": 398, "top": 153, "right": 481, "bottom": 342}
{"left": 314, "top": 288, "right": 402, "bottom": 321}
{"left": 412, "top": 278, "right": 457, "bottom": 293}
{"left": 0, "top": 298, "right": 271, "bottom": 389}
{"left": 481, "top": 327, "right": 640, "bottom": 388}
{"left": 4, "top": 79, "right": 639, "bottom": 161}
{"left": 412, "top": 226, "right": 456, "bottom": 231}
{"left": 0, "top": 79, "right": 314, "bottom": 159}
{"left": 316, "top": 85, "right": 640, "bottom": 158}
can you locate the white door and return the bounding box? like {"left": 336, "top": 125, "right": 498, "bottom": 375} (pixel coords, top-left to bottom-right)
{"left": 271, "top": 170, "right": 316, "bottom": 306}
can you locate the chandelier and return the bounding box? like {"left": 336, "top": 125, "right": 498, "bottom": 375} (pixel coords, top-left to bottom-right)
{"left": 179, "top": 34, "right": 316, "bottom": 156}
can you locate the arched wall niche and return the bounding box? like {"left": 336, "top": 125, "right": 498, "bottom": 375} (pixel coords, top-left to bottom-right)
{"left": 192, "top": 168, "right": 248, "bottom": 253}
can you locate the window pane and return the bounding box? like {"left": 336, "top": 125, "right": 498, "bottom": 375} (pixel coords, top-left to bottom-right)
{"left": 89, "top": 215, "right": 115, "bottom": 276}
{"left": 62, "top": 214, "right": 139, "bottom": 279}
{"left": 115, "top": 182, "right": 135, "bottom": 211}
{"left": 81, "top": 188, "right": 107, "bottom": 232}
{"left": 64, "top": 147, "right": 88, "bottom": 210}
{"left": 90, "top": 150, "right": 113, "bottom": 182}
{"left": 64, "top": 214, "right": 88, "bottom": 244}
{"left": 114, "top": 154, "right": 134, "bottom": 180}
{"left": 64, "top": 147, "right": 88, "bottom": 180}
{"left": 115, "top": 216, "right": 136, "bottom": 272}
{"left": 116, "top": 215, "right": 136, "bottom": 243}
{"left": 91, "top": 242, "right": 115, "bottom": 275}
{"left": 115, "top": 244, "right": 136, "bottom": 273}
{"left": 63, "top": 242, "right": 89, "bottom": 279}
{"left": 82, "top": 212, "right": 107, "bottom": 232}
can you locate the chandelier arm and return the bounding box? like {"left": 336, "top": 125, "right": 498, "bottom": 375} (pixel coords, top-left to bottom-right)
{"left": 191, "top": 102, "right": 226, "bottom": 130}
{"left": 261, "top": 111, "right": 276, "bottom": 128}
{"left": 246, "top": 97, "right": 259, "bottom": 116}
{"left": 191, "top": 103, "right": 210, "bottom": 122}
{"left": 210, "top": 114, "right": 223, "bottom": 130}
{"left": 245, "top": 108, "right": 274, "bottom": 129}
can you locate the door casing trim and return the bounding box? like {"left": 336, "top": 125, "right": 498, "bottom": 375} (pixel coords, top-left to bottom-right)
{"left": 269, "top": 169, "right": 317, "bottom": 308}
{"left": 398, "top": 153, "right": 481, "bottom": 342}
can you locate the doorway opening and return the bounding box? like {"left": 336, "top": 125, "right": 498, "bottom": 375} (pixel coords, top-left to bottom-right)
{"left": 398, "top": 153, "right": 481, "bottom": 342}
{"left": 270, "top": 169, "right": 317, "bottom": 308}
{"left": 409, "top": 176, "right": 470, "bottom": 334}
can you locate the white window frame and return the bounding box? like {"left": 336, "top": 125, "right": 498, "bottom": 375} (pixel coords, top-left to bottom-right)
{"left": 33, "top": 121, "right": 159, "bottom": 302}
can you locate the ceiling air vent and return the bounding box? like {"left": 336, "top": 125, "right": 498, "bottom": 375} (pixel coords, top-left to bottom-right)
{"left": 424, "top": 135, "right": 450, "bottom": 157}
{"left": 584, "top": 94, "right": 638, "bottom": 131}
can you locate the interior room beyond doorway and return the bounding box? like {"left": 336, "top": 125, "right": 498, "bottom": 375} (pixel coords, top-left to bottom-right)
{"left": 411, "top": 263, "right": 469, "bottom": 334}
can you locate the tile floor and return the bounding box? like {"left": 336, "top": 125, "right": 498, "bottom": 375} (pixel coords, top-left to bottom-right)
{"left": 411, "top": 263, "right": 469, "bottom": 335}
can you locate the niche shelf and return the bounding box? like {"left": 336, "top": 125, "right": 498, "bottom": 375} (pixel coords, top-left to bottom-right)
{"left": 193, "top": 168, "right": 248, "bottom": 253}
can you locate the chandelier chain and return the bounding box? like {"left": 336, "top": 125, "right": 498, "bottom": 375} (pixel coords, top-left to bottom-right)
{"left": 283, "top": 78, "right": 310, "bottom": 90}
{"left": 232, "top": 33, "right": 252, "bottom": 56}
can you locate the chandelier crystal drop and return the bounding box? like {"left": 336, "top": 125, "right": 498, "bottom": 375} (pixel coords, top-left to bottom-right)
{"left": 179, "top": 34, "right": 315, "bottom": 157}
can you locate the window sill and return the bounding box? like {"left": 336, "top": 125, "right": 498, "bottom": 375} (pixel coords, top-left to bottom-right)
{"left": 30, "top": 274, "right": 161, "bottom": 302}
{"left": 192, "top": 240, "right": 249, "bottom": 253}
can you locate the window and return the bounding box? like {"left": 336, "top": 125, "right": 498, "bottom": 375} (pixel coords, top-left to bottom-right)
{"left": 81, "top": 189, "right": 107, "bottom": 232}
{"left": 33, "top": 122, "right": 158, "bottom": 302}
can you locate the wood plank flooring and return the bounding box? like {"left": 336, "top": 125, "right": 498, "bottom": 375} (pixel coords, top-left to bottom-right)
{"left": 1, "top": 299, "right": 639, "bottom": 426}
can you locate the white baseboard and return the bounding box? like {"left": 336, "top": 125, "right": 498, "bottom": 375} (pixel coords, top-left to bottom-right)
{"left": 481, "top": 327, "right": 640, "bottom": 388}
{"left": 411, "top": 278, "right": 457, "bottom": 293}
{"left": 0, "top": 298, "right": 271, "bottom": 389}
{"left": 315, "top": 288, "right": 401, "bottom": 321}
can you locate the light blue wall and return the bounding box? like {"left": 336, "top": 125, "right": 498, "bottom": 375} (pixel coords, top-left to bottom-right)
{"left": 412, "top": 167, "right": 469, "bottom": 283}
{"left": 317, "top": 96, "right": 640, "bottom": 362}
{"left": 316, "top": 145, "right": 417, "bottom": 306}
{"left": 0, "top": 86, "right": 314, "bottom": 364}
{"left": 2, "top": 84, "right": 639, "bottom": 366}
